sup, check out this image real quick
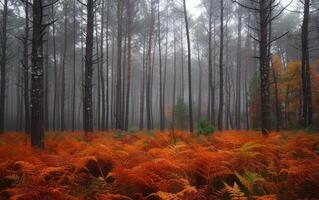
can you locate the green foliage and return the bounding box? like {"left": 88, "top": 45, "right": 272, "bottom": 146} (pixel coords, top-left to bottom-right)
{"left": 127, "top": 127, "right": 139, "bottom": 134}
{"left": 174, "top": 98, "right": 188, "bottom": 130}
{"left": 305, "top": 124, "right": 317, "bottom": 134}
{"left": 196, "top": 119, "right": 215, "bottom": 136}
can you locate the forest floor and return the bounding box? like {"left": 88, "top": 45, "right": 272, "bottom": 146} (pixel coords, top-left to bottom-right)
{"left": 0, "top": 130, "right": 319, "bottom": 200}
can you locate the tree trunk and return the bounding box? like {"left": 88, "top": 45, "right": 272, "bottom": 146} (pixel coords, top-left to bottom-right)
{"left": 139, "top": 32, "right": 147, "bottom": 130}
{"left": 183, "top": 0, "right": 194, "bottom": 133}
{"left": 116, "top": 0, "right": 124, "bottom": 129}
{"left": 84, "top": 0, "right": 95, "bottom": 134}
{"left": 61, "top": 2, "right": 68, "bottom": 131}
{"left": 125, "top": 0, "right": 133, "bottom": 131}
{"left": 23, "top": 0, "right": 30, "bottom": 134}
{"left": 301, "top": 0, "right": 312, "bottom": 127}
{"left": 218, "top": 0, "right": 224, "bottom": 131}
{"left": 235, "top": 8, "right": 242, "bottom": 130}
{"left": 100, "top": 0, "right": 106, "bottom": 130}
{"left": 259, "top": 0, "right": 271, "bottom": 135}
{"left": 52, "top": 6, "right": 58, "bottom": 131}
{"left": 106, "top": 0, "right": 110, "bottom": 130}
{"left": 208, "top": 0, "right": 214, "bottom": 125}
{"left": 0, "top": 0, "right": 8, "bottom": 133}
{"left": 146, "top": 1, "right": 155, "bottom": 130}
{"left": 72, "top": 0, "right": 76, "bottom": 131}
{"left": 158, "top": 0, "right": 164, "bottom": 131}
{"left": 31, "top": 0, "right": 45, "bottom": 148}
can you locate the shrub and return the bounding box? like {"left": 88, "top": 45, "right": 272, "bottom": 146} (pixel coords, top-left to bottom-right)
{"left": 196, "top": 119, "right": 215, "bottom": 136}
{"left": 174, "top": 98, "right": 188, "bottom": 130}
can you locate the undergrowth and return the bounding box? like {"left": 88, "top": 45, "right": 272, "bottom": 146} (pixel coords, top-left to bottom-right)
{"left": 0, "top": 131, "right": 318, "bottom": 200}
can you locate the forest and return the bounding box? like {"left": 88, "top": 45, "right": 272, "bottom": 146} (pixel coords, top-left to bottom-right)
{"left": 0, "top": 0, "right": 319, "bottom": 199}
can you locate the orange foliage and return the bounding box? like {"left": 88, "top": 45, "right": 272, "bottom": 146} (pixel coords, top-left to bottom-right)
{"left": 0, "top": 131, "right": 319, "bottom": 199}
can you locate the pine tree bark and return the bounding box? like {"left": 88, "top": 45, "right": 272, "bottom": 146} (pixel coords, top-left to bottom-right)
{"left": 158, "top": 0, "right": 164, "bottom": 131}
{"left": 125, "top": 0, "right": 133, "bottom": 131}
{"left": 31, "top": 0, "right": 45, "bottom": 148}
{"left": 218, "top": 0, "right": 224, "bottom": 131}
{"left": 183, "top": 0, "right": 194, "bottom": 133}
{"left": 259, "top": 0, "right": 271, "bottom": 135}
{"left": 208, "top": 0, "right": 214, "bottom": 125}
{"left": 52, "top": 6, "right": 58, "bottom": 131}
{"left": 0, "top": 0, "right": 8, "bottom": 133}
{"left": 100, "top": 0, "right": 106, "bottom": 130}
{"left": 72, "top": 0, "right": 76, "bottom": 131}
{"left": 61, "top": 2, "right": 68, "bottom": 131}
{"left": 84, "top": 0, "right": 95, "bottom": 134}
{"left": 146, "top": 1, "right": 155, "bottom": 130}
{"left": 235, "top": 8, "right": 242, "bottom": 130}
{"left": 116, "top": 0, "right": 124, "bottom": 129}
{"left": 23, "top": 0, "right": 30, "bottom": 134}
{"left": 301, "top": 0, "right": 313, "bottom": 127}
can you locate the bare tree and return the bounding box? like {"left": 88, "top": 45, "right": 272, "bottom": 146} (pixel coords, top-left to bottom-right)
{"left": 125, "top": 0, "right": 133, "bottom": 130}
{"left": 83, "top": 0, "right": 96, "bottom": 134}
{"left": 116, "top": 0, "right": 124, "bottom": 129}
{"left": 301, "top": 0, "right": 313, "bottom": 127}
{"left": 61, "top": 1, "right": 68, "bottom": 131}
{"left": 158, "top": 0, "right": 164, "bottom": 131}
{"left": 218, "top": 0, "right": 224, "bottom": 131}
{"left": 30, "top": 0, "right": 54, "bottom": 148}
{"left": 235, "top": 7, "right": 242, "bottom": 130}
{"left": 183, "top": 0, "right": 194, "bottom": 133}
{"left": 0, "top": 0, "right": 8, "bottom": 133}
{"left": 22, "top": 0, "right": 31, "bottom": 134}
{"left": 72, "top": 0, "right": 77, "bottom": 131}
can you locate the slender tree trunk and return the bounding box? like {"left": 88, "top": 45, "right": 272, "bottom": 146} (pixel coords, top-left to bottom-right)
{"left": 183, "top": 0, "right": 194, "bottom": 133}
{"left": 158, "top": 0, "right": 164, "bottom": 131}
{"left": 72, "top": 0, "right": 76, "bottom": 131}
{"left": 61, "top": 2, "right": 68, "bottom": 131}
{"left": 139, "top": 33, "right": 147, "bottom": 130}
{"left": 52, "top": 6, "right": 58, "bottom": 131}
{"left": 31, "top": 0, "right": 45, "bottom": 148}
{"left": 116, "top": 0, "right": 124, "bottom": 129}
{"left": 301, "top": 0, "right": 312, "bottom": 127}
{"left": 106, "top": 0, "right": 110, "bottom": 130}
{"left": 218, "top": 0, "right": 224, "bottom": 131}
{"left": 84, "top": 0, "right": 95, "bottom": 134}
{"left": 146, "top": 1, "right": 155, "bottom": 130}
{"left": 100, "top": 0, "right": 106, "bottom": 130}
{"left": 235, "top": 8, "right": 242, "bottom": 129}
{"left": 197, "top": 38, "right": 202, "bottom": 122}
{"left": 95, "top": 14, "right": 101, "bottom": 130}
{"left": 0, "top": 0, "right": 8, "bottom": 133}
{"left": 125, "top": 0, "right": 133, "bottom": 131}
{"left": 44, "top": 30, "right": 49, "bottom": 131}
{"left": 259, "top": 0, "right": 271, "bottom": 135}
{"left": 162, "top": 7, "right": 169, "bottom": 130}
{"left": 23, "top": 0, "right": 30, "bottom": 134}
{"left": 171, "top": 19, "right": 177, "bottom": 134}
{"left": 208, "top": 0, "right": 214, "bottom": 125}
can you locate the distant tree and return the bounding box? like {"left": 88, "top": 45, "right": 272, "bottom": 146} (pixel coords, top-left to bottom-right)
{"left": 116, "top": 0, "right": 124, "bottom": 130}
{"left": 301, "top": 0, "right": 313, "bottom": 127}
{"left": 182, "top": 0, "right": 194, "bottom": 133}
{"left": 22, "top": 0, "right": 31, "bottom": 134}
{"left": 218, "top": 0, "right": 224, "bottom": 131}
{"left": 125, "top": 0, "right": 133, "bottom": 130}
{"left": 0, "top": 0, "right": 8, "bottom": 134}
